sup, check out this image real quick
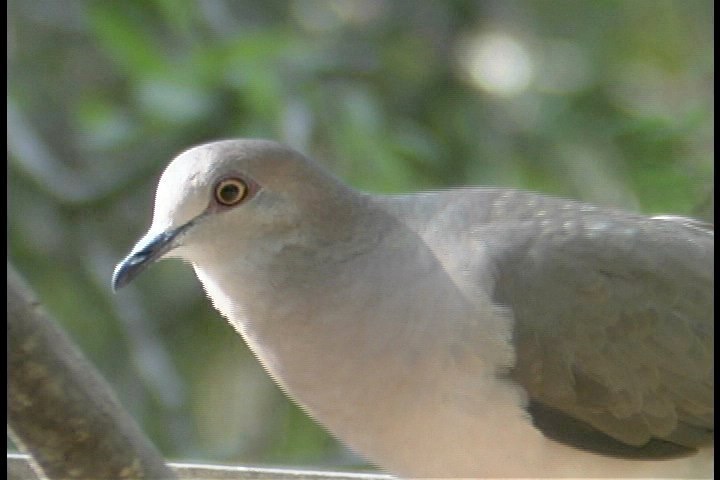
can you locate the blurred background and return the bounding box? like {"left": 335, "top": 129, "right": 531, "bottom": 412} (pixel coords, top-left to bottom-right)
{"left": 8, "top": 0, "right": 713, "bottom": 472}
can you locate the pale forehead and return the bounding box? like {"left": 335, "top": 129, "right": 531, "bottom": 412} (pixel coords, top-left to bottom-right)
{"left": 159, "top": 139, "right": 303, "bottom": 187}
{"left": 151, "top": 139, "right": 307, "bottom": 227}
{"left": 162, "top": 141, "right": 241, "bottom": 186}
{"left": 151, "top": 141, "right": 247, "bottom": 227}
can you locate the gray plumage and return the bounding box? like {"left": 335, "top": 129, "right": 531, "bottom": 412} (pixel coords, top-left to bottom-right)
{"left": 113, "top": 139, "right": 713, "bottom": 477}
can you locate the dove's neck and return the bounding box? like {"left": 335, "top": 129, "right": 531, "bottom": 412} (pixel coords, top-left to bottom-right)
{"left": 192, "top": 198, "right": 459, "bottom": 373}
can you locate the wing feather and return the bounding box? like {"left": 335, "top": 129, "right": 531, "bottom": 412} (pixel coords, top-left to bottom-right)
{"left": 487, "top": 201, "right": 713, "bottom": 458}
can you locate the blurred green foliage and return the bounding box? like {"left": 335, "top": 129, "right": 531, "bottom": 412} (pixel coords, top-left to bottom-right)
{"left": 8, "top": 0, "right": 713, "bottom": 471}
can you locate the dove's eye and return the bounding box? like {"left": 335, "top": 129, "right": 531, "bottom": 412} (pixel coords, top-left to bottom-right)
{"left": 214, "top": 178, "right": 249, "bottom": 206}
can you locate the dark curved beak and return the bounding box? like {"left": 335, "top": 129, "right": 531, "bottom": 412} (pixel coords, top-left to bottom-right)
{"left": 112, "top": 223, "right": 191, "bottom": 291}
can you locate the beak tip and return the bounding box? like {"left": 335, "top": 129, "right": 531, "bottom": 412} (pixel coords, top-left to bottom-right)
{"left": 111, "top": 262, "right": 130, "bottom": 292}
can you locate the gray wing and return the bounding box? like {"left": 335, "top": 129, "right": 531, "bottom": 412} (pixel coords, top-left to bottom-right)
{"left": 488, "top": 203, "right": 713, "bottom": 459}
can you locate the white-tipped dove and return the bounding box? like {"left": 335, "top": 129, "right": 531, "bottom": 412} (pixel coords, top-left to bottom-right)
{"left": 113, "top": 139, "right": 713, "bottom": 478}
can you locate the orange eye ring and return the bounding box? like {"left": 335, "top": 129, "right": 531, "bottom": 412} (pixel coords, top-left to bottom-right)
{"left": 214, "top": 178, "right": 248, "bottom": 206}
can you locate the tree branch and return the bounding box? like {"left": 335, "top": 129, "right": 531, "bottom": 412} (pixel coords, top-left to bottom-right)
{"left": 7, "top": 262, "right": 177, "bottom": 479}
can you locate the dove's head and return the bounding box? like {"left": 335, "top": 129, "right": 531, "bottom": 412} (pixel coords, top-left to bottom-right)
{"left": 112, "top": 139, "right": 359, "bottom": 290}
